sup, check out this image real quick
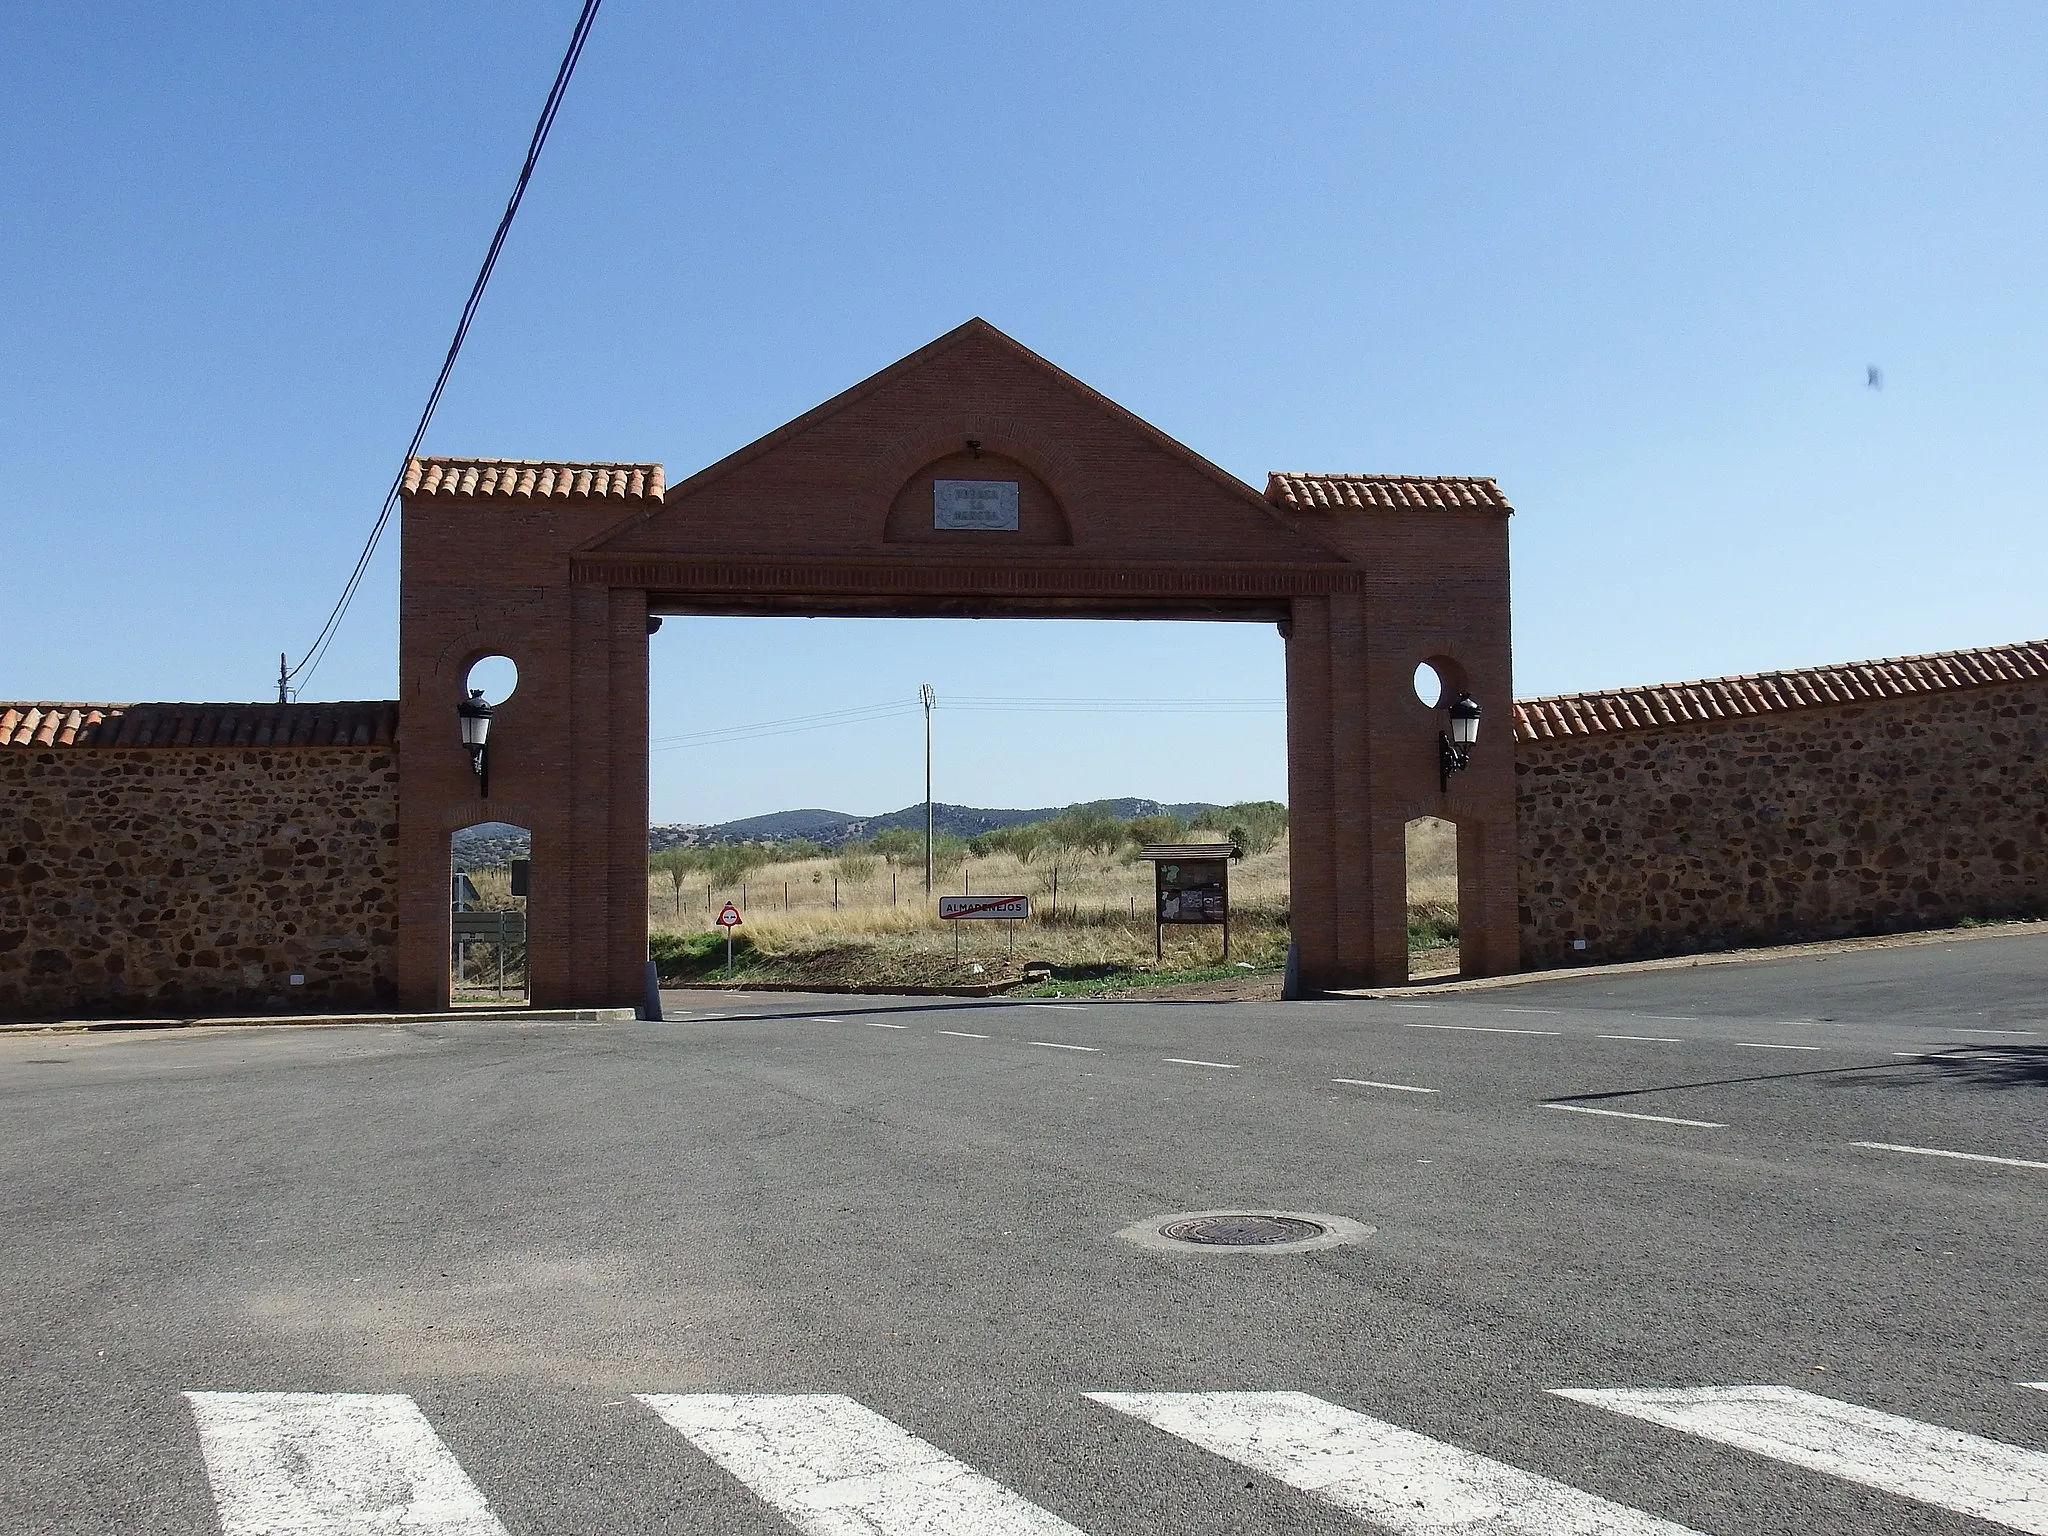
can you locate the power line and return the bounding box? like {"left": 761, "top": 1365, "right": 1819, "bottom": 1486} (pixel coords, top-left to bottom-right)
{"left": 649, "top": 694, "right": 1287, "bottom": 751}
{"left": 650, "top": 701, "right": 922, "bottom": 751}
{"left": 282, "top": 0, "right": 606, "bottom": 699}
{"left": 946, "top": 695, "right": 1283, "bottom": 713}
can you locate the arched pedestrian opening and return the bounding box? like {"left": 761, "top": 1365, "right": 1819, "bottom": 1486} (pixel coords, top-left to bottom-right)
{"left": 450, "top": 819, "right": 530, "bottom": 1004}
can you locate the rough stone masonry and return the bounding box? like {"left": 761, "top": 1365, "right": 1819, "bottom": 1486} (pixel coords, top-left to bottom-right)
{"left": 0, "top": 703, "right": 398, "bottom": 1018}
{"left": 1514, "top": 641, "right": 2048, "bottom": 967}
{"left": 4, "top": 640, "right": 2045, "bottom": 1016}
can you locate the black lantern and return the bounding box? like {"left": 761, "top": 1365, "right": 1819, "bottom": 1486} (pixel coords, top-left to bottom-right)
{"left": 458, "top": 688, "right": 493, "bottom": 797}
{"left": 1439, "top": 692, "right": 1480, "bottom": 791}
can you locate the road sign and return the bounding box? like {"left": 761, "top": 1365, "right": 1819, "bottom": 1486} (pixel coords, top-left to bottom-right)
{"left": 938, "top": 894, "right": 1030, "bottom": 920}
{"left": 717, "top": 903, "right": 743, "bottom": 928}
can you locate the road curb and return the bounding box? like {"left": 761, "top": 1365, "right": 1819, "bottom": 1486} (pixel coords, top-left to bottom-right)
{"left": 0, "top": 1007, "right": 638, "bottom": 1036}
{"left": 662, "top": 979, "right": 1026, "bottom": 998}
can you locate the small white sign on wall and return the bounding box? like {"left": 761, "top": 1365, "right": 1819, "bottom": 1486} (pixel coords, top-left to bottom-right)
{"left": 933, "top": 479, "right": 1019, "bottom": 531}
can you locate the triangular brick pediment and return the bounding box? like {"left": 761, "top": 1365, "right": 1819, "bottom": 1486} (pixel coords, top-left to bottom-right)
{"left": 583, "top": 320, "right": 1344, "bottom": 570}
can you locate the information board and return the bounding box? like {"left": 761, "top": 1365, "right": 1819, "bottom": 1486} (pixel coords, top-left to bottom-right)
{"left": 1156, "top": 858, "right": 1229, "bottom": 925}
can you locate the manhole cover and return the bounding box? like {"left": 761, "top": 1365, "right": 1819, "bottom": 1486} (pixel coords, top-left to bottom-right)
{"left": 1158, "top": 1214, "right": 1326, "bottom": 1246}
{"left": 1118, "top": 1209, "right": 1374, "bottom": 1255}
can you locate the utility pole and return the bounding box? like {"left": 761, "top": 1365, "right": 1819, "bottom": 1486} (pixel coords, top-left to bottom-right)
{"left": 921, "top": 683, "right": 936, "bottom": 894}
{"left": 277, "top": 654, "right": 290, "bottom": 705}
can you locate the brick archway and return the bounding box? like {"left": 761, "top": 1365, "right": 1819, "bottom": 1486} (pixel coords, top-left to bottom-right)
{"left": 397, "top": 320, "right": 1515, "bottom": 1006}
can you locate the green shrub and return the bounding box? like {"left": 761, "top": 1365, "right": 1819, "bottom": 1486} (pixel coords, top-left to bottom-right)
{"left": 649, "top": 928, "right": 757, "bottom": 980}
{"left": 1192, "top": 801, "right": 1287, "bottom": 855}
{"left": 1126, "top": 813, "right": 1187, "bottom": 847}
{"left": 869, "top": 827, "right": 923, "bottom": 865}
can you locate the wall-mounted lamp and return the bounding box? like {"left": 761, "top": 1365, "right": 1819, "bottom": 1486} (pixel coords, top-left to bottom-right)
{"left": 1439, "top": 692, "right": 1480, "bottom": 791}
{"left": 965, "top": 437, "right": 982, "bottom": 458}
{"left": 458, "top": 688, "right": 493, "bottom": 797}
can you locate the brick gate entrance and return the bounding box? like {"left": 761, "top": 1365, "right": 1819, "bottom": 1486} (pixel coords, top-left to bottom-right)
{"left": 397, "top": 320, "right": 1514, "bottom": 1006}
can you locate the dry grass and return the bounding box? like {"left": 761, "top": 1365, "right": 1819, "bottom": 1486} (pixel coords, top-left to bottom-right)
{"left": 652, "top": 834, "right": 1282, "bottom": 985}
{"left": 648, "top": 819, "right": 1460, "bottom": 986}
{"left": 1406, "top": 816, "right": 1457, "bottom": 905}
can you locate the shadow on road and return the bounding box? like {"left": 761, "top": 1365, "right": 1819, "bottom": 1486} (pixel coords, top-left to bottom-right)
{"left": 1548, "top": 1045, "right": 2048, "bottom": 1106}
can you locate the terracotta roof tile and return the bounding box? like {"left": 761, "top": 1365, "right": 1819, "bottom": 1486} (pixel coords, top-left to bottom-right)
{"left": 403, "top": 457, "right": 664, "bottom": 502}
{"left": 1266, "top": 472, "right": 1511, "bottom": 513}
{"left": 0, "top": 701, "right": 399, "bottom": 749}
{"left": 1513, "top": 639, "right": 2048, "bottom": 743}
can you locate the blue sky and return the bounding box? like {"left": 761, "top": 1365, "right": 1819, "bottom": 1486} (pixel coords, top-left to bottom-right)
{"left": 5, "top": 3, "right": 2043, "bottom": 822}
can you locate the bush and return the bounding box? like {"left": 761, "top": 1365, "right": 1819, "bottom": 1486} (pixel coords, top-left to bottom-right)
{"left": 703, "top": 843, "right": 775, "bottom": 885}
{"left": 1126, "top": 813, "right": 1187, "bottom": 847}
{"left": 1192, "top": 801, "right": 1287, "bottom": 856}
{"left": 868, "top": 827, "right": 923, "bottom": 865}
{"left": 650, "top": 928, "right": 756, "bottom": 980}
{"left": 1045, "top": 804, "right": 1128, "bottom": 855}
{"left": 974, "top": 822, "right": 1048, "bottom": 863}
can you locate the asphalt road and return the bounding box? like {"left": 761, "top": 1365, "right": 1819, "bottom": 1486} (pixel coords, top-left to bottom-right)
{"left": 3, "top": 929, "right": 2044, "bottom": 1534}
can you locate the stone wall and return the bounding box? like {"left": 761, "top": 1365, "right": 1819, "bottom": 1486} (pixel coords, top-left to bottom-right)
{"left": 0, "top": 744, "right": 399, "bottom": 1018}
{"left": 1516, "top": 674, "right": 2048, "bottom": 967}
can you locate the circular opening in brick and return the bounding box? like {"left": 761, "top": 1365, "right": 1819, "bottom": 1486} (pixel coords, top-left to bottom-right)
{"left": 1414, "top": 661, "right": 1443, "bottom": 708}
{"left": 466, "top": 654, "right": 519, "bottom": 705}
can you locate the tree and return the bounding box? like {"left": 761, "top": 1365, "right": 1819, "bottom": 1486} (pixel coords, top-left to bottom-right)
{"left": 1192, "top": 800, "right": 1287, "bottom": 855}
{"left": 1127, "top": 813, "right": 1187, "bottom": 847}
{"left": 869, "top": 826, "right": 923, "bottom": 865}
{"left": 649, "top": 847, "right": 695, "bottom": 916}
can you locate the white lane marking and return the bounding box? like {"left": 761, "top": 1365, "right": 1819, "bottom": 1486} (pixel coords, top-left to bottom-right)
{"left": 1386, "top": 1003, "right": 1435, "bottom": 1009}
{"left": 860, "top": 1021, "right": 908, "bottom": 1030}
{"left": 1028, "top": 1041, "right": 1100, "bottom": 1052}
{"left": 1333, "top": 1078, "right": 1438, "bottom": 1094}
{"left": 1090, "top": 1390, "right": 1702, "bottom": 1534}
{"left": 1543, "top": 1104, "right": 1726, "bottom": 1129}
{"left": 1404, "top": 1022, "right": 1562, "bottom": 1036}
{"left": 804, "top": 1016, "right": 847, "bottom": 1023}
{"left": 2023, "top": 1383, "right": 2047, "bottom": 1394}
{"left": 1736, "top": 1042, "right": 1821, "bottom": 1051}
{"left": 185, "top": 1391, "right": 508, "bottom": 1536}
{"left": 1026, "top": 1004, "right": 1085, "bottom": 1011}
{"left": 1163, "top": 1057, "right": 1239, "bottom": 1069}
{"left": 1955, "top": 1028, "right": 2039, "bottom": 1036}
{"left": 1600, "top": 1035, "right": 1683, "bottom": 1043}
{"left": 1852, "top": 1141, "right": 2048, "bottom": 1171}
{"left": 936, "top": 1030, "right": 988, "bottom": 1039}
{"left": 638, "top": 1393, "right": 1084, "bottom": 1534}
{"left": 1638, "top": 1016, "right": 1697, "bottom": 1022}
{"left": 1502, "top": 1007, "right": 1563, "bottom": 1015}
{"left": 1554, "top": 1384, "right": 2048, "bottom": 1533}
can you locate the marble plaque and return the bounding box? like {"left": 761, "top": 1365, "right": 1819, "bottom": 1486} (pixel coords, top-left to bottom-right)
{"left": 933, "top": 479, "right": 1019, "bottom": 531}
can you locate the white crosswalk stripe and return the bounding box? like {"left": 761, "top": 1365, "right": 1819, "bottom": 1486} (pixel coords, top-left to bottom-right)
{"left": 177, "top": 1382, "right": 2048, "bottom": 1535}
{"left": 184, "top": 1391, "right": 508, "bottom": 1535}
{"left": 637, "top": 1392, "right": 1087, "bottom": 1534}
{"left": 1088, "top": 1389, "right": 1704, "bottom": 1534}
{"left": 1555, "top": 1385, "right": 2048, "bottom": 1534}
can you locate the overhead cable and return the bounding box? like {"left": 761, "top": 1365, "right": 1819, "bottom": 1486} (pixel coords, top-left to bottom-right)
{"left": 651, "top": 694, "right": 1286, "bottom": 752}
{"left": 283, "top": 0, "right": 606, "bottom": 697}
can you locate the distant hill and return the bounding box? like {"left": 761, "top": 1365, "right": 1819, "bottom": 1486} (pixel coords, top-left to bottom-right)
{"left": 451, "top": 800, "right": 1226, "bottom": 866}
{"left": 704, "top": 798, "right": 1219, "bottom": 848}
